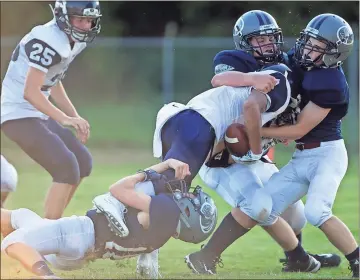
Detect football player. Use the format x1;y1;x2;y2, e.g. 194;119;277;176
187;10;340;274
1;158;218;279
152;63;321;274
1;155;18;207
0;1;102;219
257;14;359;278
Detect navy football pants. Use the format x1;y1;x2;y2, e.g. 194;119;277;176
160;109;215;190
1;118;92;185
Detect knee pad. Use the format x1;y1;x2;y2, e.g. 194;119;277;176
304;200;332;227
281;200;307;233
76;146;93;178
240;189;273;223
51;151;80;185
1;155;18;192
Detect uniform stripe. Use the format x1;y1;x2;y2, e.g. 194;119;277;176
255;12;265;25
314;15;328;29
261;13;272;25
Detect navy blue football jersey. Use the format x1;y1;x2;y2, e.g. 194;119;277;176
297;66;349;143
86;193;180;260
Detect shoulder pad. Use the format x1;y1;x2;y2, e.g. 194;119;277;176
215;50;258;64
29;20;71;58
303;68;348;108
303;68;347;92
214;50;259;74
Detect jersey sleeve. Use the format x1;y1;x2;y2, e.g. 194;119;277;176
213;50;253;74
303;68;348;108
24;38;62;73
263;71;290;113
147;194;180;249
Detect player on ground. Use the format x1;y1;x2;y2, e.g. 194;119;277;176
257;14;359;278
195;10;340;270
0;1;101;219
1;158;218;279
1;155;18;207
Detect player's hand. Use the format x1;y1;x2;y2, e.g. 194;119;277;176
61;116;90;144
167;159;191;179
250;72;279;94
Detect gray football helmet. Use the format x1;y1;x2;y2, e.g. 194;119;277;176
233;10;283;63
171;185;218;244
294;13;354;69
53;1;102;43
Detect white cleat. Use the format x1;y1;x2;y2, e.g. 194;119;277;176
136;250;161;279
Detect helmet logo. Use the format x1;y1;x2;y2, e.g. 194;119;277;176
305;27;319;35
337;26;354;45
233;18;244;36
199;202;216;233
83;8;100;17
259;23;277;30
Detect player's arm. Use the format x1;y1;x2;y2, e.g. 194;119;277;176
50;81;80;118
243;71;290;155
243;90;268;154
261;101;331;140
24;67;69;124
109;159;190;212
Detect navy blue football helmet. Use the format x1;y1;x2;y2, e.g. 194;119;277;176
53;1;102;43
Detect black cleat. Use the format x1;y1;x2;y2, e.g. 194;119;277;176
282;255;321;273
184;249;223;275
309;253;341;268
349;259;359;278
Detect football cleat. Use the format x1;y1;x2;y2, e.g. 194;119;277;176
282;255;321;273
185;248;223;275
348;259;359;278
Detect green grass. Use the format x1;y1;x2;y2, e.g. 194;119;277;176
1;147;358;279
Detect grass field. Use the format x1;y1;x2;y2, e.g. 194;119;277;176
1;144;358;279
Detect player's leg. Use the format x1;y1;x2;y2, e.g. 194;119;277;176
1;208;45;238
1;155;18;207
1;215;95;276
186;162;272;274
46;118;93;207
304;141;358;277
257;161;321;272
1;118;81;219
161;110;215;186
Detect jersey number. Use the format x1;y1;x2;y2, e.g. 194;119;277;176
29;43;56;66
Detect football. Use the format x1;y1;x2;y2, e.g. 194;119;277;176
224;123;250;157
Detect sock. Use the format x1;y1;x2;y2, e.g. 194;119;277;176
11;208;44;230
31;261;54;276
345;247;359;262
285;242;309;262
203;212;249;257
284;233;302;259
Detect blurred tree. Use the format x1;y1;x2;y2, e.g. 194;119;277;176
1;1;358;37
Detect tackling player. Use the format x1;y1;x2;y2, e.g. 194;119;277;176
258;14;359;278
1;158;218;279
0;1;101;219
189;9;340;273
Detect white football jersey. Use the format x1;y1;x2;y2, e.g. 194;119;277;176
1;19;87;124
153;70;290;158
187;83;286;142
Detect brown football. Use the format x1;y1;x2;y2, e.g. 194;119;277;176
224;123;250;157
